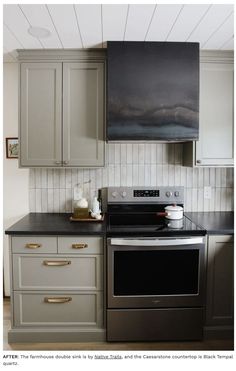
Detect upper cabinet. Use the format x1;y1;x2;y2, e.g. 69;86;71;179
19;50;105;168
183;51;234;167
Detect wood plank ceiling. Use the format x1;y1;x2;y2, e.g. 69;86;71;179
3;4;234;62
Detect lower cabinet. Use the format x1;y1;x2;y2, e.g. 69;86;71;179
205;235;234;339
9;235;105;343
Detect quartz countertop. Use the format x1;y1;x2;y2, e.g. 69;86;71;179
185;212;234;235
5;213;106;236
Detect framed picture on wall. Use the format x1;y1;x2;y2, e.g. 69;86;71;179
6;137;19;159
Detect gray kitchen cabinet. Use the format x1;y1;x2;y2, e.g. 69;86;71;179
8;235;105;342
205;235;234;338
18;50;105;168
183;51;234;167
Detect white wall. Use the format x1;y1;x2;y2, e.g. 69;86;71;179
3;63;29;296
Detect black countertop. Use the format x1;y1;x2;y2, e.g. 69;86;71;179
5;213;106;236
185;212;234;235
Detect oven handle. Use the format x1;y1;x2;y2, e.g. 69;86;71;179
110;237;204;246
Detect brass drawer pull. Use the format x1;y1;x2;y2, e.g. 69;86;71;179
44;297;72;304
72;243;88;249
43;260;71;266
25;243;42;249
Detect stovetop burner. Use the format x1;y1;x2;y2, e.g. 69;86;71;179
103;186;206;237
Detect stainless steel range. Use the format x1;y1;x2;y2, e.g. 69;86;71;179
104;186;206;342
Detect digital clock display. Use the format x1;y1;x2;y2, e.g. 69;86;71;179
134;190;160;197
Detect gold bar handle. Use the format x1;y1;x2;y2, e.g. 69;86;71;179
44;297;72;304
72;243;88;249
25;243;42;249
43;260;71;266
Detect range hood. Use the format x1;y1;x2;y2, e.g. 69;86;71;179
107;41;199;142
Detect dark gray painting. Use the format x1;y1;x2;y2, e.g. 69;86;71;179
107;41;199;141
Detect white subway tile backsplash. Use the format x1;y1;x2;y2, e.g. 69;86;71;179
29;143;233;212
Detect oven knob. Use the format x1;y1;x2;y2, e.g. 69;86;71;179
111;191;117;198
121;191;127;198
166;191;172;197
174;191;180;197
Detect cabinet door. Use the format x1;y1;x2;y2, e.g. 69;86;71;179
20;63;62;167
63;62;105;167
196;62;234;166
206;235;234;326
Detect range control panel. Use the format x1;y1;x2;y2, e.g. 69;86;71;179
107;187;184;204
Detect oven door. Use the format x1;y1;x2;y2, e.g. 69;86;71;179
107;237;206;309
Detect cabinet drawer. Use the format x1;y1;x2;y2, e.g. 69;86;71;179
13;254;103;291
12;236;57;254
58;236;103;254
13;291;103;328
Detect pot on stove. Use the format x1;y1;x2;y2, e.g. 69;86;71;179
157;204;184;220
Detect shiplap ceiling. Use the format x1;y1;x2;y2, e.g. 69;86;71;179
3;4;234;62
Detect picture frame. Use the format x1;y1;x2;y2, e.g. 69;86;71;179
6;137;19;159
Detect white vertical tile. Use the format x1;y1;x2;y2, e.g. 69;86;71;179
114;144;121;164
41;169;48;188
150;164;157;186
226;168;233;187
71;169;78;188
150;144;156;164
192;168;198;188
114;165;121;186
226;188;233;211
47;169;53;188
215;188;221;211
192;188;198;212
132;165;139;185
29;170;36;189
209;168;216;186
59;169;66;188
221;168;227;187
174;165;181;186
168;144;175;164
203;194;210;212
53;189;60;212
127;164;133;186
138;165;145;185
108;143;115;164
180;166;187;187
47;189;54;212
53;169;60;188
162;165;169;186
126;144;133;164
108;165;115;186
186;168;193;188
138;144;145;164
185;188;192;211
144;164;151;186
35;169;42;188
203;168;210;186
120;144;127;164
198;168;204;188
77;169;84;187
197;189;204;212
156;165;163;186
41;189;48;212
168;165;175;186
121;165;127;186
209;187;215;211
35;189;42;212
102;167;108;187
96;168;102;190
66;189;72;212
215;168;221;187
133;144;139;164
29;189;36;212
162;144;168;164
156;144;163;163
174;144;183;164
144;144;151;164
65;169;72;189
220;187;227;210
89;169;96;191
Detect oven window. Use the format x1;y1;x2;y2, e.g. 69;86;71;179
113;249;199;296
